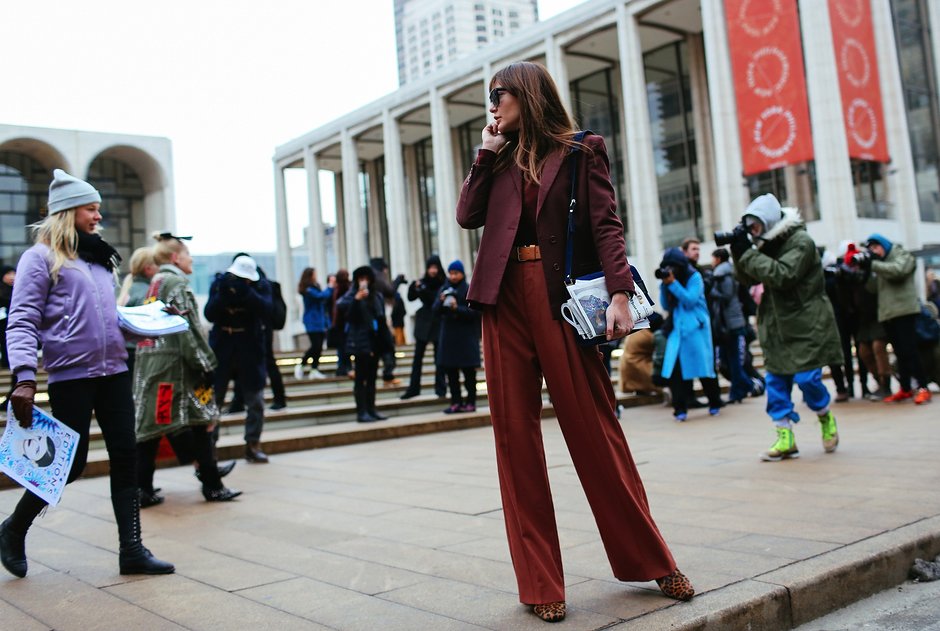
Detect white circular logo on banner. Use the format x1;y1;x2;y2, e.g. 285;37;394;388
833;0;864;28
754;106;798;159
841;38;871;88
739;0;782;38
747;47;791;97
847;98;878;149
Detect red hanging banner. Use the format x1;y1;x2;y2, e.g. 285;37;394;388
725;0;814;176
828;0;889;162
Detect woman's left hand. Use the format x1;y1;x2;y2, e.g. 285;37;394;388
606;293;634;341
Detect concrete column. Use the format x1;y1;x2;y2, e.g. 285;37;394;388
616;4;662;277
687;33;718;240
382;109;415;278
402;143;425;264
303;148;328;278
341;128;368;268
365;159;384;256
334;172;347;268
700;0;748;232
272;163;296;351
872;0;921;248
799;0;858;247
430;87;461;261
545;35;571;110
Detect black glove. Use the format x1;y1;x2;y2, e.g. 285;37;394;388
10;380;37;428
851;250;872;270
200;370;216;389
730;231;752;260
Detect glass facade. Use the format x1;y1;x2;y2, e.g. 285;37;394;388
891;0;940;222
86;157;144;262
456;115;487;259
852;160;890;219
570;67;629;241
644;41;702;248
414;137;439;255
0;152;48;266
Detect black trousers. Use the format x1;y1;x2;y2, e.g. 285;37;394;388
445;367;477;405
884;313;927;391
670;357;722;414
407;338;446;394
137;425;221;493
301;331;326;370
9;372;137;531
353;352;379;414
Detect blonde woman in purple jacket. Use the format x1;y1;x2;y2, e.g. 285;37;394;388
1;170;174;578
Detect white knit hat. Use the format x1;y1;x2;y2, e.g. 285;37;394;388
47;169;101;215
227;255;260;281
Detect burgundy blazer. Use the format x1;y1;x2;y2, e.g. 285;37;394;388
456;134;634;319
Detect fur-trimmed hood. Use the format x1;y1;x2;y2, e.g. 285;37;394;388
757;207;803;249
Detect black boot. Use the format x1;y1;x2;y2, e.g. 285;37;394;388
366;380;387;421
245;441;269;463
112;489;175;575
0;517;28;578
355;380;376;422
0;490;48;578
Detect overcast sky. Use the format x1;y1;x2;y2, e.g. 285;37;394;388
1;0;585;255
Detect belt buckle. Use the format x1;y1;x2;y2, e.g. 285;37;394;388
516;247;525;262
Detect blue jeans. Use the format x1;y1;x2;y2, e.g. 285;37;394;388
765;368;831;426
718;328;752;402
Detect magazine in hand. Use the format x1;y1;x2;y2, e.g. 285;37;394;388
1;404;79;506
117;300;189;337
560;266;655;344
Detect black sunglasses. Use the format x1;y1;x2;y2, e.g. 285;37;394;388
489;87;509;107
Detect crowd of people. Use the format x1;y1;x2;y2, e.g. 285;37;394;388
1;60;939;626
628;193;939;463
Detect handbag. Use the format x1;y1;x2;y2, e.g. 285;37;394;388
559;131;655;345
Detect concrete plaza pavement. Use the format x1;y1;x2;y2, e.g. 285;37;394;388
0;392;938;630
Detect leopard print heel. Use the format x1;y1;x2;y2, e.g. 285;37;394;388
656;569;695;601
532;601;566;622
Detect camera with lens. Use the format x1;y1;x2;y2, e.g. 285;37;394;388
440;287;457;298
654;266;673;280
714;223;748;247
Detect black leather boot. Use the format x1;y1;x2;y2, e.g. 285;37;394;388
112;489;175;575
366;380;388;421
0;517;28;578
245;441;269;463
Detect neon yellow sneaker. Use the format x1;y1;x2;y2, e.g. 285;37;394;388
760;427;799;462
819;411;839;453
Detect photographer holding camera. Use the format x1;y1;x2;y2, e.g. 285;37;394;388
855;234;932;405
401;255;447;400
433;260;480;414
726;194;843;461
656;247;724;421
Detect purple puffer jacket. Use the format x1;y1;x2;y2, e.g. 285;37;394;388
7;243;128;384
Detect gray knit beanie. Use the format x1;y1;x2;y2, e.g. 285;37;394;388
47;169;101;215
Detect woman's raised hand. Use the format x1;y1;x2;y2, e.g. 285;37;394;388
482;123;508;153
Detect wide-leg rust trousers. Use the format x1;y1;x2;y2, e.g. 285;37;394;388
482;259;676;605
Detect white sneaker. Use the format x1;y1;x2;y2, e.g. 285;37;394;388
293;364;305;380
310;369;327;380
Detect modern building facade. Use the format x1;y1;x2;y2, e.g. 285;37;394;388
395;0;539;84
0;124;176;268
274;0;940;348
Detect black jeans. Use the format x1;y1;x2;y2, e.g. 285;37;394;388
407;338;445;394
445;367;477;405
670;357;722;414
301;332;326;370
353;352;379;414
137;425;221;493
9;372;138;531
884;313;927;391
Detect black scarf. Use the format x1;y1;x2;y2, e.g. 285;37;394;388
76;232;122;272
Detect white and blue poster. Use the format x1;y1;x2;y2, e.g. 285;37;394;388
1;404;79;506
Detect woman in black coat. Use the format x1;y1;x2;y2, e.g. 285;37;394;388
401;255;446;399
337;266;393;422
433;261;480;413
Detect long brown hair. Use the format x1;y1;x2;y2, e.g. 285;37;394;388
298;267;319;294
489;61;583;183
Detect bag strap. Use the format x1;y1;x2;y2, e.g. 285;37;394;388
564;130;590;284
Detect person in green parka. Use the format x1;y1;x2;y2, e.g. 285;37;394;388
857;233;932;405
730;194;843;462
133;233;241;503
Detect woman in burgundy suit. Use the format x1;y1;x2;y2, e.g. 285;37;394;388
456;61;693;622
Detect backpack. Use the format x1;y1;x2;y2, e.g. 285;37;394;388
269;281;287;330
915;303;940;344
